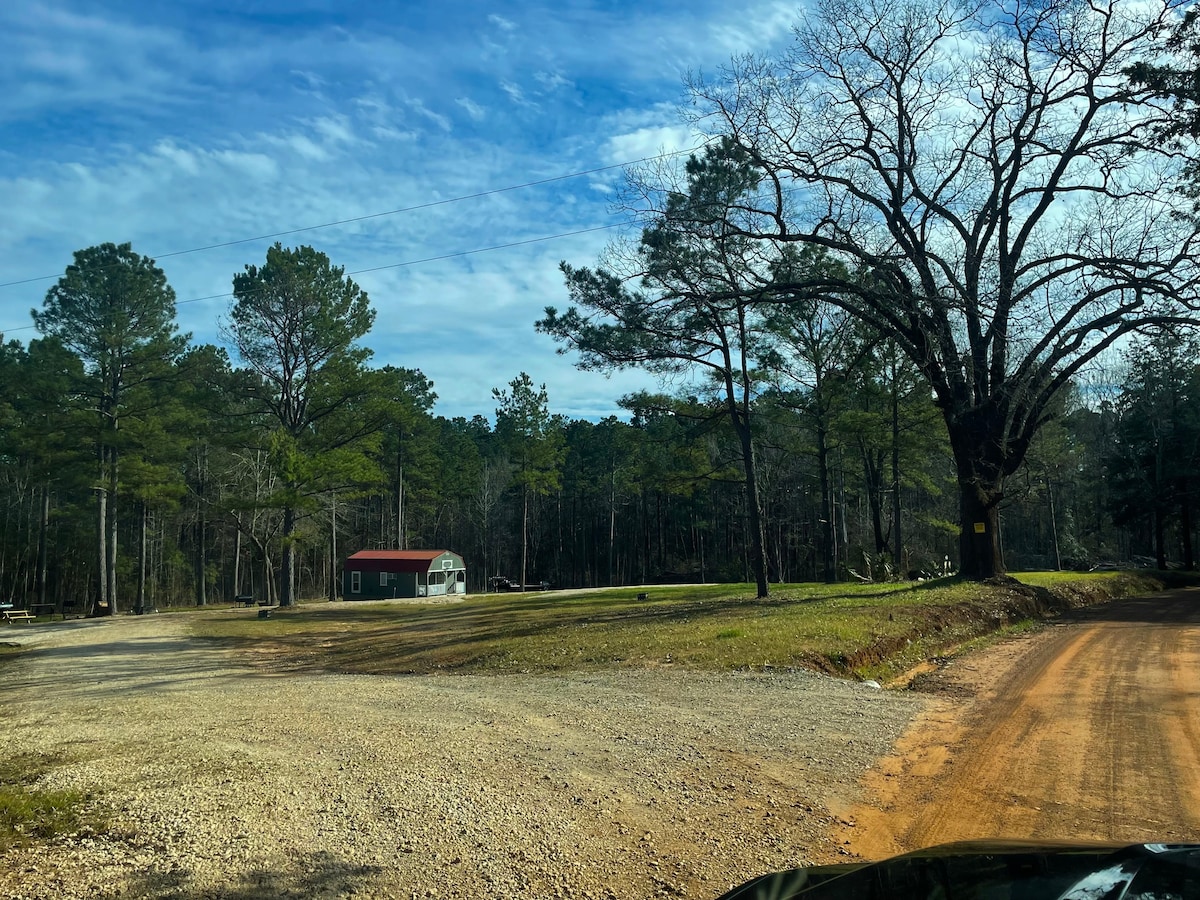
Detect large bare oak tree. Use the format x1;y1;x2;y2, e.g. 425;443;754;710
686;0;1200;577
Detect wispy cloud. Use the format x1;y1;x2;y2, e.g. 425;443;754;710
455;97;486;121
0;0;807;419
406;98;453;133
534;70;572;92
499;80;532;107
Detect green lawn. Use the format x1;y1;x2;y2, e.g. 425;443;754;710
188;571;1168;681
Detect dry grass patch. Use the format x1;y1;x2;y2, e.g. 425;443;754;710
0;753;107;851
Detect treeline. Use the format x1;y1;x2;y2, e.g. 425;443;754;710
0;238;1194;611
8;0;1200;608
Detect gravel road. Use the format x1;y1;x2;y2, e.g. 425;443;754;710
0;607;925;899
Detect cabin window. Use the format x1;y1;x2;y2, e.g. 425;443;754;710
380;572;388;587
442;559;454;569
351;571;361;593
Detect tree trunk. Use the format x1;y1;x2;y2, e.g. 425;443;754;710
194;514;207;606
106;453;118;615
1180;477;1195;571
1154;440;1167;570
1047;477;1062;571
135;501;148;614
862;445;887;555
329;495;338;601
1154;502;1167;571
194;448;208;607
608;467;616;587
520;484;529;590
232;527;242;598
957;482;1003;580
262;551;274;606
36;486;49;609
947;406;1009;580
890;366;904;572
817;422;835;583
280;505;296;606
733;416;769;598
94;470;107;617
396;455;405;550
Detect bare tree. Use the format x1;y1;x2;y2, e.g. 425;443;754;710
684;0;1200;577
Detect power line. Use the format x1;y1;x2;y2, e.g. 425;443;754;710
1;219;636;335
0;143;708;291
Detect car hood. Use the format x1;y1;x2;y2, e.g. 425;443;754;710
715;840;1200;900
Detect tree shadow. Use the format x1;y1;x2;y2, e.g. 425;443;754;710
1058;588;1200;627
94;849;385;899
200;584;943;676
5;637;259;697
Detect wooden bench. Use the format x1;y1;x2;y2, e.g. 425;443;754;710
2;609;35;624
30;603;55;618
233;595;255;608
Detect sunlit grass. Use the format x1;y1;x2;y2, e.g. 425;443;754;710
189;571;1151;681
0;754;106;849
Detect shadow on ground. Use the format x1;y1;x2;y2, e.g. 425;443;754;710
94;849;385;899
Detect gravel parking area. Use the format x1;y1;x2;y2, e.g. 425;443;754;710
0;611;925;899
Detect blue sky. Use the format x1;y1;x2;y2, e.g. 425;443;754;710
0;0;799;420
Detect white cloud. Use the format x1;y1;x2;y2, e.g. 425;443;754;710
534;70;572;92
0;0;806;420
282;134;330;162
154;141;201;176
705;1;799;55
604;125;699;167
499;80;531;107
406;98;452;133
455;97;486;121
310;115;358;145
212;150;280;183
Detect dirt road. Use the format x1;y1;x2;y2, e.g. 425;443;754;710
843;587;1200;859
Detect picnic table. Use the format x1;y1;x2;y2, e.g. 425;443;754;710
2;609;35;624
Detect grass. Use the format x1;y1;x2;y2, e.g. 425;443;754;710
189;571;1157;682
0;753;106;850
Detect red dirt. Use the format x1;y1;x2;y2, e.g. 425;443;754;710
836;587;1200;859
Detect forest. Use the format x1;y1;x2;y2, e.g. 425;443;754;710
0;246;1194;613
4;0;1200;612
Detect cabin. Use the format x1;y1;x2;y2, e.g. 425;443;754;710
342;550;467;600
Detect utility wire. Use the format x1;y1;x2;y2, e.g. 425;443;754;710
0;143;708;290
1;219;636;334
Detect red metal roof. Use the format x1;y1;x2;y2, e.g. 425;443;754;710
347;550;449;561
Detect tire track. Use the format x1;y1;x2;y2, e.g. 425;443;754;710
840;589;1200;859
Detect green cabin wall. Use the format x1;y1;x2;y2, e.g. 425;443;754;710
342;551;466;600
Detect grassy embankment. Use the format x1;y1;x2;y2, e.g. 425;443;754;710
187;570;1183;681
